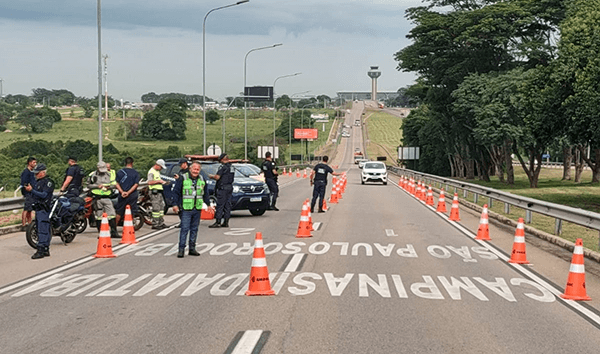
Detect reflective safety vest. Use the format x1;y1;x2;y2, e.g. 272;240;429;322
148;168;163;191
182;173;206;210
90;171;112;197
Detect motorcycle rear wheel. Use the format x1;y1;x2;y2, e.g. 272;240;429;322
25;222;39;249
72;213;87;233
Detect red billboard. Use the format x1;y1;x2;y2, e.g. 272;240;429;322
294;129;318;139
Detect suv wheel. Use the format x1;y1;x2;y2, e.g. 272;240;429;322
250;208;266;216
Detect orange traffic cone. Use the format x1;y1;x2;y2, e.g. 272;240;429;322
296;202;313;238
403;177;408;191
200;203;215;220
508;218;529;264
448;193;460;221
120;205;137;244
475;204;491;241
415;182;421;199
419;183;427;202
329;184;339;204
561;238;591;301
425;186;435;206
245;232;275;296
283;167;286;175
296;169;300;178
336;184;342;200
303;169;308;179
94;213;117;258
332;176;338;186
436;189;447;213
322;198;328;212
288;169;292;176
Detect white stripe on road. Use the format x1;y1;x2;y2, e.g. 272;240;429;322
385;229;398;237
231;330;263;354
284;253;305;273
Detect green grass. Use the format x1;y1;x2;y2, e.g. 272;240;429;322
364;110;402;164
1;109;335;162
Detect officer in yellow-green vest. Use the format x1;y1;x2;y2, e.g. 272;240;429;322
148;159;168;229
87;161;119;237
172;161;213;258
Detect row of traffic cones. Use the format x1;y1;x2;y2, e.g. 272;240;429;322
94;205;138;258
399;175;592;301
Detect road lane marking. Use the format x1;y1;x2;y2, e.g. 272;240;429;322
225;330;270;354
224;228;255;236
392;179;600;328
385;229;398;237
312;222;322;231
283;254;307;273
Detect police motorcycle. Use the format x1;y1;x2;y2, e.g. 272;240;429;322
85;193;146;231
26;193;87;249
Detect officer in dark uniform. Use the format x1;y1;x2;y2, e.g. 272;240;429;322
25;163;55;260
262;151;279;211
208;153;235;228
59;156;85;199
309;155;341;213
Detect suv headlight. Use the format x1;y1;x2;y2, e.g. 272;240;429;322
233;185;241;193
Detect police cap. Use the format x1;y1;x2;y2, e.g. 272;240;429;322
33;163;47;174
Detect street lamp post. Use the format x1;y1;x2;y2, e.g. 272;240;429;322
243;43;282;160
300;102;318;163
97;0;103;162
203;0;249;155
272;72;301;157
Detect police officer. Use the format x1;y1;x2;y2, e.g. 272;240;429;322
20;156;37;230
309;155;341;213
172;161;213;258
208;153;235;228
88;161;119;237
262;151;279;211
59;156;85;199
148;159;168;229
25;163;55;259
115;157;140;226
174;158;189;179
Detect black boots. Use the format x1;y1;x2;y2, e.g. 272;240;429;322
209;219;221;228
109;219;119;238
221;219;229;228
177;249;185;258
188;248;200;256
32;246;50;260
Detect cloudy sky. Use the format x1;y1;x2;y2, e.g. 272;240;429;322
0;0;421;102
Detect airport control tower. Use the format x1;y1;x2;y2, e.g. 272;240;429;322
367;66;381;102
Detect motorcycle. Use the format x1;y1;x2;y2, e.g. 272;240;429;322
85;195;147;231
26;194;87;249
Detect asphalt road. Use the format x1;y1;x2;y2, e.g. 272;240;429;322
1;102;600;353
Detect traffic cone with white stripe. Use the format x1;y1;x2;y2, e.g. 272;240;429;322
94;213;117;258
329;183;339;204
415;182;421;199
120;205;138;244
475;204;491;241
448;193;461;221
436;189;447;213
303;169;308;179
561;238;591;300
296;169;300;178
200;202;215;220
283;167;286;175
336;183;343;200
508;218;529;264
419;182;428;202
425;186;435;206
296;202;313;238
322;198;328;212
245;232;275;296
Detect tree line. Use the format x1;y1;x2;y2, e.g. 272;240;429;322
395;0;600;187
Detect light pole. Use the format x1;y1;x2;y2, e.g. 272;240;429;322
97;0;103;161
300;102;318;163
243;43;282;160
203;0;249;155
272;72;301;157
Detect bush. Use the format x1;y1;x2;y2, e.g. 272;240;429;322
15;107;61;133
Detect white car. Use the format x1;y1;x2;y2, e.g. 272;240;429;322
361;161;388;185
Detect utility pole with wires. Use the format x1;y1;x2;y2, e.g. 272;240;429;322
103;54;109;120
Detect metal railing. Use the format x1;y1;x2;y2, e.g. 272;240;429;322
389;167;600;247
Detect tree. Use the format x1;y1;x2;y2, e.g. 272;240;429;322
15;107;58;133
557;0;600;183
206;109;220;124
316;95;331;107
275;95;292;110
139;98;188;140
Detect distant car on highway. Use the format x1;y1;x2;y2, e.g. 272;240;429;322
361;161;388;185
357;159;369;168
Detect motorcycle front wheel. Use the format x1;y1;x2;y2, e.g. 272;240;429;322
72;213;87;233
25;222;38;249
